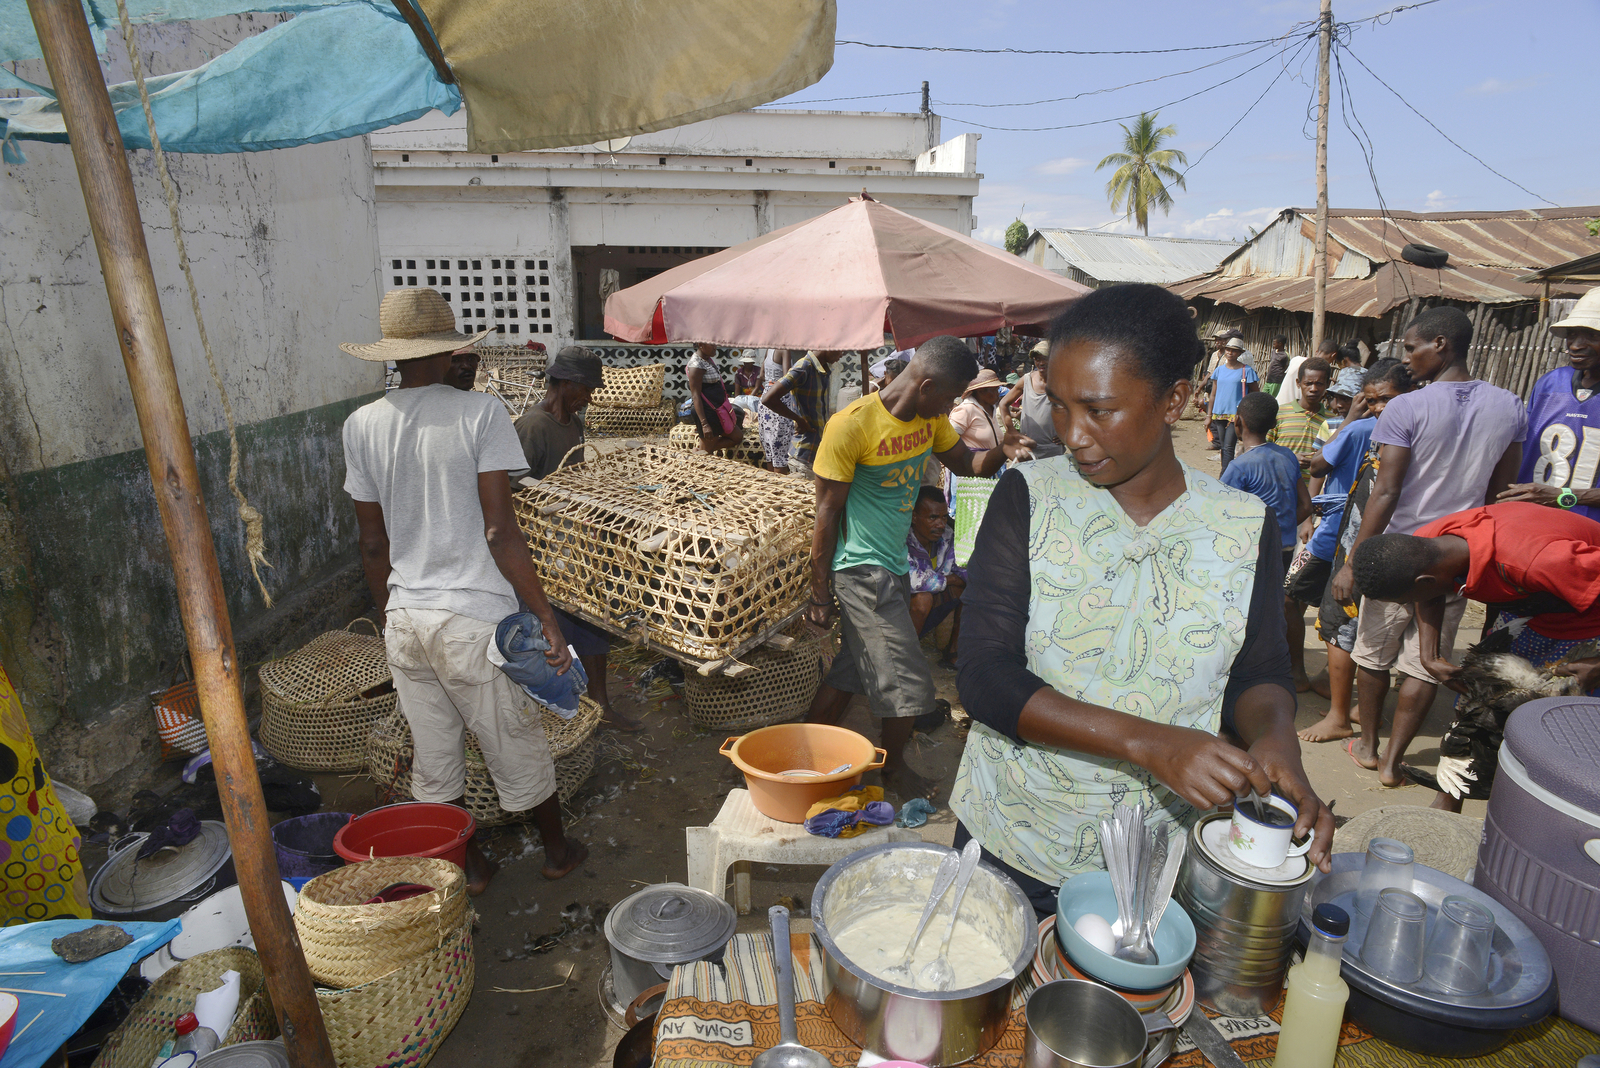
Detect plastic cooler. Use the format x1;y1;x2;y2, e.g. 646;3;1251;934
1475;696;1600;1031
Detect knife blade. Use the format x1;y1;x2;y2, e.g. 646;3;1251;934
1180;1009;1250;1068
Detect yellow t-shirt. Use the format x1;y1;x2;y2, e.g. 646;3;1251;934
813;394;960;574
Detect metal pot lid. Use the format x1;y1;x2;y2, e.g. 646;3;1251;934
181;1041;290;1068
90;821;232;913
1192;812;1312;888
604;882;735;964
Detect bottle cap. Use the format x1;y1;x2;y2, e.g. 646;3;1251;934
1313;903;1350;937
175;1012;200;1035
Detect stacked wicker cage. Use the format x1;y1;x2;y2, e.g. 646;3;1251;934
584;400;677;438
589;363;665;408
294;857;473;1068
512;445;816;666
366;696;604;822
666;419;765;467
258;620;396;772
682;622;834;730
477;344;546;383
92;947;280;1067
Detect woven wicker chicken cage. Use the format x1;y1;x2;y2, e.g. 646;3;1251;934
478;344;546;377
258;620;396;772
589;363;666;408
667;419;765;467
683;623;832;730
585;401;677;438
366;697;603;822
512;444;815;669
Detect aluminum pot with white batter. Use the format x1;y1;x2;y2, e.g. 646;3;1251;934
812;842;1038;1067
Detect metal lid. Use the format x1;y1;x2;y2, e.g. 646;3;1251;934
184;1041;290;1068
1504;697;1600;817
603;882;735;964
90;821;232;913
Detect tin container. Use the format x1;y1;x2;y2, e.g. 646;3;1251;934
1175;811;1313;1017
603;882;736;1007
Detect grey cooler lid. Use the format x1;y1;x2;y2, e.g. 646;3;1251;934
90;821;232;914
604;882;736;964
1504;697;1600;817
184;1040;289;1067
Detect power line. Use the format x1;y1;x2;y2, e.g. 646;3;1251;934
1178;36;1318;180
1338;42;1558;207
756;90;919;107
1332;45;1417;298
834;34;1293;56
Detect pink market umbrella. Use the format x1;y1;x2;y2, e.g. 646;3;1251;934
603;195;1091;350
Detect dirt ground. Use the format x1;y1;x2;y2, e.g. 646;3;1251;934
79;412;1480;1068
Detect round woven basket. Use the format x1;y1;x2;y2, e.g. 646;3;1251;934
667;419;764;466
295;856;467;988
91;947;277;1068
589;363;666;408
366;696;604;823
259;619;396;772
317;913;473;1068
1331;804;1484;882
683;625;829;730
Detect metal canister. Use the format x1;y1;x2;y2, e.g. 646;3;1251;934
1175;811;1313;1017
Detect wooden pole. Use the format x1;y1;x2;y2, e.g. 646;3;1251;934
23;2;336;1065
1311;0;1333;349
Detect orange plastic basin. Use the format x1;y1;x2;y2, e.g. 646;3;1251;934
719;723;887;823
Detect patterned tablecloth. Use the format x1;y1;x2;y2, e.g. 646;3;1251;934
652;933;1600;1068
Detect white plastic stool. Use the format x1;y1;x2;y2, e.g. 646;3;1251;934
685;788;923;914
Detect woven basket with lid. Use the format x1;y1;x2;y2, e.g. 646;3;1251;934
667;420;765;467
258;619;395;772
295;856;468;988
683;623;832;730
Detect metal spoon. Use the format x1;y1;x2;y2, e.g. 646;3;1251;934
920;838;982;990
1111;804;1156;965
1132;824;1168;963
752;906;830;1068
879;848;961;985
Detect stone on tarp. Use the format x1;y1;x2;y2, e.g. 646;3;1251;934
52;923;133;962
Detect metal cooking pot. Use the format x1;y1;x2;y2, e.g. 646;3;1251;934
812;842;1038;1068
1023;979;1176;1068
604;883;735;1008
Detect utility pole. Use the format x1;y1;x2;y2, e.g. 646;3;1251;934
921;80;936;152
1311;0;1333;350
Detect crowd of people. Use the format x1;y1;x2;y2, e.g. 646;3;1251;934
339;278;1600;908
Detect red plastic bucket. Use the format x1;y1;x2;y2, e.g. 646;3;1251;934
332;802;475;868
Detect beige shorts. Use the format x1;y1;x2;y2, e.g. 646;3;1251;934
1349;593;1467;682
383;607;556;811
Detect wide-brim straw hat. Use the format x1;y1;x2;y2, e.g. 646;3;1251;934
964;368;1004;394
1030;340;1051;358
1552;288;1600;333
340;288;490;362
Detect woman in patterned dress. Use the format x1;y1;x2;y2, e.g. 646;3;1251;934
950;284;1334;917
757;349;794;473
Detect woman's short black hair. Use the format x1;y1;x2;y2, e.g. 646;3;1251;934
1366;357;1414;392
1045;283;1204;393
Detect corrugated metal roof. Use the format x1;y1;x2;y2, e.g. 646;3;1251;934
1174;206;1598;317
1032;228;1238;285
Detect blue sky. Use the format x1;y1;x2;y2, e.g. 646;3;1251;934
766;0;1595;246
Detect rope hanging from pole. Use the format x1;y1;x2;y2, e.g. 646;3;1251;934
111;0;275;607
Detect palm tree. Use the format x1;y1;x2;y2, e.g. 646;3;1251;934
1096;112;1188;235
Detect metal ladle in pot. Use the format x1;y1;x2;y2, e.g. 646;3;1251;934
752;905;830;1068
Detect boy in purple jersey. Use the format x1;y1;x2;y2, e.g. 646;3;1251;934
1500;289;1600;523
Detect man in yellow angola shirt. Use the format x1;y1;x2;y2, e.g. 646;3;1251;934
805;336;1034;799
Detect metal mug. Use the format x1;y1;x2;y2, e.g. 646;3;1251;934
1023;979;1175;1068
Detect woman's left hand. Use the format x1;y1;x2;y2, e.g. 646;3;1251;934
1247;734;1336;872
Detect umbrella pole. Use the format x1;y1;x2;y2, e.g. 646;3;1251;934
24;2;336;1065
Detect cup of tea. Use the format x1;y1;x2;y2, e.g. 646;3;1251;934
1226;794;1309;869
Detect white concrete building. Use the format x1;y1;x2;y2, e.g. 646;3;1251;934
370;108;981;347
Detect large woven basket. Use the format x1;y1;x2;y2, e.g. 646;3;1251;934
259;620;395;772
667;419;765;467
318;913;473;1068
295;856;468;989
585;401;677;439
513;445;816;664
589;363;665;408
91;947;278;1068
366;696;604;823
683;624;830;730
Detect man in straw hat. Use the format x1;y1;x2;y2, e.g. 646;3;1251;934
341;289;586;891
1499;288;1600;523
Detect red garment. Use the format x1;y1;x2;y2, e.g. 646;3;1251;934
1417;502;1600;639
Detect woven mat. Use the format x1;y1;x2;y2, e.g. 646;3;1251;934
653;934;1600;1068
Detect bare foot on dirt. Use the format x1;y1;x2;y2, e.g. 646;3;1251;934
1346;737;1380;771
542;839;589;880
600;706;645;733
465;847;500;897
1298;714;1354;743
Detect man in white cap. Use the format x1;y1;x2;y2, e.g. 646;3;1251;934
1499;289;1600;522
341;288;586;892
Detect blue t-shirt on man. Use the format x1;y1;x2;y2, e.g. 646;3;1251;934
1220;442;1301;550
1306;416;1377;561
1208;364;1259;417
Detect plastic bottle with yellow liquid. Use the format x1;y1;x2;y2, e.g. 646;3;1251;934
1272;903;1351;1068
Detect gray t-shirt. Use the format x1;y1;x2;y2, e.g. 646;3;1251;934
343;384;528;622
1370;378;1527;535
513;405;585;480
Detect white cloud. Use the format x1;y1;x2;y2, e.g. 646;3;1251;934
1424;189;1454;211
1035;157;1090;176
1168;206;1276;242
